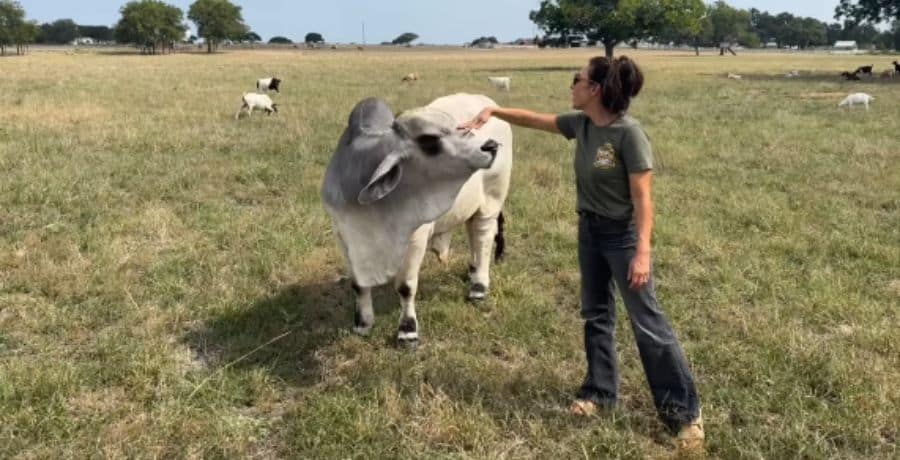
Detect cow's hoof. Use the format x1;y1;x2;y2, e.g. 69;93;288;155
397;337;419;350
467;283;488;302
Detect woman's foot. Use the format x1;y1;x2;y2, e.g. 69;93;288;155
568;399;600;417
674;412;704;452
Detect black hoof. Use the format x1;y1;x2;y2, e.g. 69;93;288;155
467;283;488;302
397;337;419;350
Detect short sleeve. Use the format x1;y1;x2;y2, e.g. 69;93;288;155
621;125;653;172
556;112;584;140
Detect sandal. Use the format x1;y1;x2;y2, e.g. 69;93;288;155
568;399;600;417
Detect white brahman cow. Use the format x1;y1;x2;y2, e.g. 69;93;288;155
321;93;513;347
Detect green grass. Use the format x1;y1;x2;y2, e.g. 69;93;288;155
1;48;898;458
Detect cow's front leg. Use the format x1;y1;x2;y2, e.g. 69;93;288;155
352;282;374;336
395;225;431;348
466;213;499;302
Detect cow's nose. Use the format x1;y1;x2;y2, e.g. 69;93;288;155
480;139;500;157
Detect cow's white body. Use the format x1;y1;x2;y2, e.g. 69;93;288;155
322;93;512;345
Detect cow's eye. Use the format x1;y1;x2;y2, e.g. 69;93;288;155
416;135;442;156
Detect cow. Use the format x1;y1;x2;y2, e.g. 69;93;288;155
321;93;513;348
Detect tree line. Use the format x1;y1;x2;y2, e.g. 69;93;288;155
4;0;899;57
530;0;900;57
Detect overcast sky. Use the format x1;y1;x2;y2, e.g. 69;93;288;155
19;1;844;44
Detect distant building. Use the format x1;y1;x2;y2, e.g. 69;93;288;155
832;40;858;54
764;41;778;48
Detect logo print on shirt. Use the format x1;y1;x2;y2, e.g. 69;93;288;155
593;143;618;169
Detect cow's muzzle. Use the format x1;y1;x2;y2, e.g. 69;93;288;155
480;139;500;158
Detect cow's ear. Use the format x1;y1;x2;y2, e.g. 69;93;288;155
358;153;404;205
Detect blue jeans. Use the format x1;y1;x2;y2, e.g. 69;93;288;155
576;211;700;432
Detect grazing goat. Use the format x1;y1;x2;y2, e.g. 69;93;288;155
235;93;278;119
256;77;281;93
726;73;742;80
837;92;874;110
487;76;511;91
893;61;900;74
855;65;873;77
841;71;861;81
785;70;800;78
879;69;894;79
401;72;420;82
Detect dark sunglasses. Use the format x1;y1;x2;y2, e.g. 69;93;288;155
572;73;598;86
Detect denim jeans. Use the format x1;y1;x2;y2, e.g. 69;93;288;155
576;211;700;432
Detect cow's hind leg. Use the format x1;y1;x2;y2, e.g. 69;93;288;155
466;212;499;302
395;225;430;349
352;282;374;336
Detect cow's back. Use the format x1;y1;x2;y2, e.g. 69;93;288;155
427;93;513;232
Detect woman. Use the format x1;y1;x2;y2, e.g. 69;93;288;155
459;56;703;450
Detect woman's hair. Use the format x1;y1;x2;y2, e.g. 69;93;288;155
587;55;644;114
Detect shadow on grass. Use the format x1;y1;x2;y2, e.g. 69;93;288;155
185;279;358;387
477;66;578;73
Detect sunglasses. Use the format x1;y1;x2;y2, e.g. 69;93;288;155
572;73;598;87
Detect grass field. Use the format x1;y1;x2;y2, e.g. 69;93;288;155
1;47;898;459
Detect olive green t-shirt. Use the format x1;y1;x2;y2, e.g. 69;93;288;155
556;112;653;220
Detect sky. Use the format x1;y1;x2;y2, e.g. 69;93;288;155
18;1;844;45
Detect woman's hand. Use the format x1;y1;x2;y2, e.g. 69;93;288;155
458;107;495;133
628;250;651;290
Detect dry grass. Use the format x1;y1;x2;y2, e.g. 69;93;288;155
1;47;899;459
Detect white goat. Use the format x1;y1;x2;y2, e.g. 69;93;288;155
401;72;420;82
235;93;278;119
487;76;511;91
727;73;742;80
837;92;874;110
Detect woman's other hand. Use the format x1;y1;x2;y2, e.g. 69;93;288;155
628;250;651;290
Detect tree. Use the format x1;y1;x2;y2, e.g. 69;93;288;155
78;25;114;42
40;18;77;44
530;0;707;58
391;32;418;45
529;0;572;45
705;1;754;54
0;0;37;55
187;0;248;53
268;36;292;44
835;0;900;24
470;36;498;47
114;0;186;55
304;32;324;43
244;31;261;42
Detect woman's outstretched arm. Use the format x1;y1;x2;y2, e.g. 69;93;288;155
459;107;560;134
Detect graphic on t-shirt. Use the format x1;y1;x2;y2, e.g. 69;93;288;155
593;143;618;169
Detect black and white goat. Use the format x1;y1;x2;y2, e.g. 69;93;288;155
256;77;282;93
